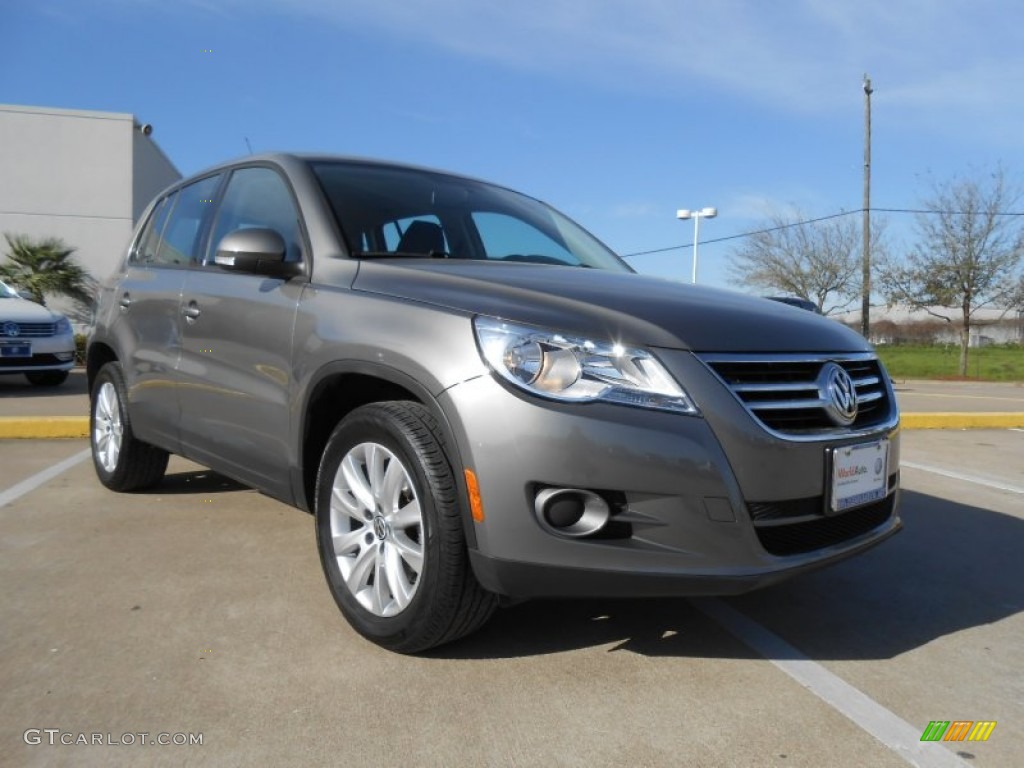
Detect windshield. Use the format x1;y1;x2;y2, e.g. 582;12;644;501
0;281;19;299
311;161;632;272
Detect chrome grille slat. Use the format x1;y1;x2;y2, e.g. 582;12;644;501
733;381;818;393
853;375;880;387
1;322;56;338
749;398;829;411
698;352;896;438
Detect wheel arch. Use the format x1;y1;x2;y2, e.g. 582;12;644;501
295;361;479;549
86;341;119;392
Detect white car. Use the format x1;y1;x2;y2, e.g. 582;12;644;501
0;280;75;386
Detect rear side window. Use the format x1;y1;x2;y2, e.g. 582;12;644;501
206;167;304;264
133;175;221;266
133;194;175;264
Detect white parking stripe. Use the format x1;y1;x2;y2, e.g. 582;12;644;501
0;448;91;509
901;460;1024;495
693;598;971;768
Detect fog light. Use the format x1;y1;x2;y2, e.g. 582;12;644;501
55;352;74;361
534;488;611;538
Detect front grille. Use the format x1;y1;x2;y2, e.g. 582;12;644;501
0;354;63;368
700;353;894;436
1;322;56;338
749;473;899;523
754;494;896;556
748;496;822;522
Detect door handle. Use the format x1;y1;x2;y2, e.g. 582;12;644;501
182;301;201;321
119;293;131;312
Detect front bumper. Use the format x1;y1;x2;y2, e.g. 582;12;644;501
0;334;76;375
441;349;901;599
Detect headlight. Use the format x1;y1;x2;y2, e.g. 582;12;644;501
55;317;72;335
474;317;698;415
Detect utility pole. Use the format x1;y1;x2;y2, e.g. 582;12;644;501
861;74;873;338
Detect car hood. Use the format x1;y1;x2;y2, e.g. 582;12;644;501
0;297;61;324
351;260;871;353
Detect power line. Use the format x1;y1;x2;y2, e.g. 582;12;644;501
873;207;1024;216
621;207;1024;259
622;210;859;257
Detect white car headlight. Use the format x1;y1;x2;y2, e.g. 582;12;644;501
474;317;698;415
55;316;72;335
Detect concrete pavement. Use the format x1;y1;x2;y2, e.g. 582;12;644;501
3;431;1021;766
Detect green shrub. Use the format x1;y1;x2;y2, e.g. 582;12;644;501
74;333;87;366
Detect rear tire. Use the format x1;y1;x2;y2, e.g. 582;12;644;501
26;370;69;386
315;401;497;653
90;362;169;491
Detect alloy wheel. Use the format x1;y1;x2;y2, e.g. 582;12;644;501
93;381;124;474
329;442;424;617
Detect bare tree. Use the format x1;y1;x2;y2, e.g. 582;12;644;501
878;168;1024;376
728;212;876;315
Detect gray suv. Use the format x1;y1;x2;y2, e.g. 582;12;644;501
88;154;901;652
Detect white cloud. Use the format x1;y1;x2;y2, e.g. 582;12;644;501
610;201;662;219
110;0;1022;140
724;193;798;221
222;0;1021;122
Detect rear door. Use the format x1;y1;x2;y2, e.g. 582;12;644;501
176;165;306;499
115;175;221;450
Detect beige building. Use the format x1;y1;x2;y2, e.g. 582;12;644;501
0;103;181;320
836;305;1024;346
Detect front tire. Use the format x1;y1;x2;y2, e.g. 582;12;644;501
90;362;169;491
315;401;497;653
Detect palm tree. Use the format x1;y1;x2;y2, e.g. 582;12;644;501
0;233;91;306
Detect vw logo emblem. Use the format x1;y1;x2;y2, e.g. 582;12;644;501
2;322;19;338
373;516;388;540
818;362;858;426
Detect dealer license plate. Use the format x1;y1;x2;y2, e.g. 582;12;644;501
831;439;889;512
0;341;31;358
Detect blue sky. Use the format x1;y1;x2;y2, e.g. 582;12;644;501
5;0;1023;292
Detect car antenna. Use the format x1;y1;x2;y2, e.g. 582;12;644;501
244;137;253;155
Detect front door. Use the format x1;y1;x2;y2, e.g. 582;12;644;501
176;166;307;500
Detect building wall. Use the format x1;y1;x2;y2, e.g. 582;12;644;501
836;305;1023;346
0;104;180;317
132;129;180;222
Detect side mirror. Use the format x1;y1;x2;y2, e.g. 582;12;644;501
214;228;296;275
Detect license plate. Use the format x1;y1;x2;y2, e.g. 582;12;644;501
0;342;31;358
831;439;889;512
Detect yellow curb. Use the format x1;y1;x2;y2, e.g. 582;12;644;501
0;417;89;439
1;413;1022;439
901;412;1024;430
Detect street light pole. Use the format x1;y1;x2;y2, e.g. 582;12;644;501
676;207;717;284
862;74;873;338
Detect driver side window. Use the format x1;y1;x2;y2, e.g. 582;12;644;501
206;167;304;264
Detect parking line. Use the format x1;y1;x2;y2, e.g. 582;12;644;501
897;392;1024;403
0;448;91;509
901;461;1024;495
693;598;970;768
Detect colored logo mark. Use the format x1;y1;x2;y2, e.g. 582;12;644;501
920;720;996;742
